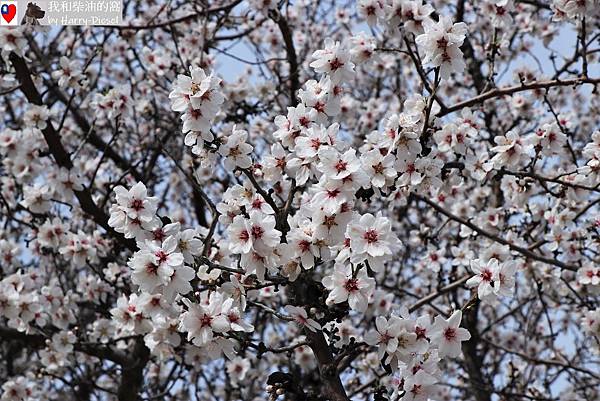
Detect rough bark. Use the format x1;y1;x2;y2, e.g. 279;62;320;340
304;329;350;401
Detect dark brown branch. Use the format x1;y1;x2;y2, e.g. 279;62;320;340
438;77;600;117
414;194;578;272
501;170;600;193
9;52;136;252
0;325;128;365
106;1;242;30
408;275;471;313
270;9;300;105
304;329;350;401
482;337;600;380
0;325;148;401
461;301;492;401
401;39;448;112
242;169;280;213
117;339;150;401
27;40;144;182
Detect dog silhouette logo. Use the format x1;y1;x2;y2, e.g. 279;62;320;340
21;2;45;25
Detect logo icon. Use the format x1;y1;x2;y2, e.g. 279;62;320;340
1;1;18;26
22;2;45;25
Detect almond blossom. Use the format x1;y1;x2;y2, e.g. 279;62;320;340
415;16;468;79
429;310;471;358
218;126;254;170
179;294;232;346
322;264;375;312
347;212;402;272
310;38;355;84
285;305;322;332
1;2;598;401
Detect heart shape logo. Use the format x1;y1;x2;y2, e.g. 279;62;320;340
1;3;17;23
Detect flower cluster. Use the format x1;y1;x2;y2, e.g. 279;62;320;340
106;181;257;359
582;308;600;353
415;16;468;79
169;66;225;150
90;87;132;119
108;182;160;239
1;1;599;400
365;309;471;400
552;0;597;20
467;258;518;303
51;56;87;89
227;211;281;280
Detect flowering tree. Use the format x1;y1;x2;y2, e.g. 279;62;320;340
1;0;600;400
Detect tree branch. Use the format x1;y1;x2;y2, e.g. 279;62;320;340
414;194;578;272
9;52;136;252
438;77;600;117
